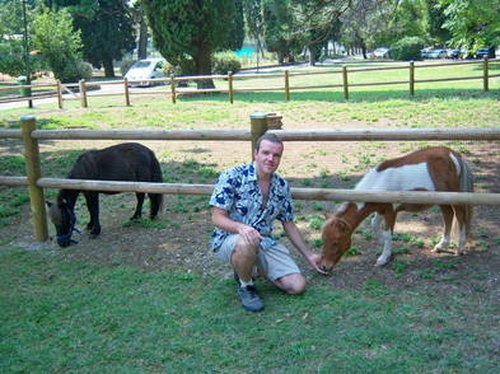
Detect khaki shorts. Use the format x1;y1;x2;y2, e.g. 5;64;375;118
216;234;301;281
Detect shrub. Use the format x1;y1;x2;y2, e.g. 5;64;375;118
59;59;93;83
212;51;241;75
391;37;426;61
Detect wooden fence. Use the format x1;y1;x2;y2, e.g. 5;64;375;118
1;58;498;108
1;113;500;242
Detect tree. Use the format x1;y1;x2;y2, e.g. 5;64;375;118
142;0;243;88
262;0;301;64
42;0;136;77
438;0;500;53
71;0;136;77
31;6;84;82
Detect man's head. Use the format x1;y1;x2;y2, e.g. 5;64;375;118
254;133;284;177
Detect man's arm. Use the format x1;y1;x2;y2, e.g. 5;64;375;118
282;220;327;274
211;207;262;247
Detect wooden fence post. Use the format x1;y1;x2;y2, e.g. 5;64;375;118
56;80;63;109
21;116;48;242
79;79;88;108
284;70;290;101
170;74;176;104
250;112;270;159
483;57;489;92
342;66;349;100
228;71;234;104
124;78;131;106
409;61;415;96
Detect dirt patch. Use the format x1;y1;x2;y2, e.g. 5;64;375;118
1;127;499;298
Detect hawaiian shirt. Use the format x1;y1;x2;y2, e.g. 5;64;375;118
209;162;294;251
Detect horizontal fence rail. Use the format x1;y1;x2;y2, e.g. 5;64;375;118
37;178;500;206
1;58;498;108
0;114;499;242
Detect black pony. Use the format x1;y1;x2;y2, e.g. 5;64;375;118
47;143;163;247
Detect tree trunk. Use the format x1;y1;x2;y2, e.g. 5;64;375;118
194;45;215;89
103;57;115;78
137;15;148;60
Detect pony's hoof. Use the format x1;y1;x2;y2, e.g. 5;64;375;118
375;258;389;267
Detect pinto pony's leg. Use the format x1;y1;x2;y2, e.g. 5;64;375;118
84;192;101;236
131;192;145;220
375;210;396;266
451;205;468;256
433;205;453;253
370;213;384;245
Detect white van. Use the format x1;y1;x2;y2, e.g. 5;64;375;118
124;58;166;86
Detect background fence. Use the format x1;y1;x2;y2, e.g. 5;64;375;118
1;58;498;108
1;113;500;242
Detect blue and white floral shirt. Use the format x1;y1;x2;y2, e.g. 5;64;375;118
209;162;294;251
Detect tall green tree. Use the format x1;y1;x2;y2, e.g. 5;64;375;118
142;0;243;88
438;0;500;52
71;0;135;77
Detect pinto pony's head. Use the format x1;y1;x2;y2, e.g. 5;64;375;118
46;198;77;247
320;215;353;272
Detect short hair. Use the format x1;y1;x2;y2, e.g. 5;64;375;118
255;132;283;151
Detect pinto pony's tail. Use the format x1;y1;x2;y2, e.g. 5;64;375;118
148;155;164;219
451;156;474;243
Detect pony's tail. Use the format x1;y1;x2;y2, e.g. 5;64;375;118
451;157;474;243
149;155;164;219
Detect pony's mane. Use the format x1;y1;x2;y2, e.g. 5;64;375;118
323;202;354;230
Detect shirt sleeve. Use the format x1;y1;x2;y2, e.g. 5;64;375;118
209;169;235;211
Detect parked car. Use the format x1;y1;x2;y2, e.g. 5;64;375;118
371;47;391;58
446;48;461;59
420;47;434;59
427;48;447;59
475;47;496;59
124;58;166;87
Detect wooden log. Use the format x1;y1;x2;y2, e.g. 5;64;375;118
56;80;63;109
409;61;415;96
32;128;251;140
21;116;48;241
483;57;489;91
124;78;131;106
249;112;270;158
0;129;23;139
269;128;500;141
342;66;349;100
35;178;500;205
228;71;234;104
0;176;28;186
79;79;88;108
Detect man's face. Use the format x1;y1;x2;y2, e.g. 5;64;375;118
254;139;283;176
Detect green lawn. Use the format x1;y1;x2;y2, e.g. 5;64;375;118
1;247;498;373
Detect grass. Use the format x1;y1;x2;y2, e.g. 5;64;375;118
1;247;498;373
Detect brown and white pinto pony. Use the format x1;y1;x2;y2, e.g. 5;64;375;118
320;146;474;271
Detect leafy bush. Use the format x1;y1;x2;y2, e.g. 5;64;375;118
391;37;426;61
59;59;93;83
212;51;241;75
0;54;25;77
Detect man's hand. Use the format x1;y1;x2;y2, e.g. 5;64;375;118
238;224;262;247
306;253;328;275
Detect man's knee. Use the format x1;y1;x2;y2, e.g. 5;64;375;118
276;273;306;295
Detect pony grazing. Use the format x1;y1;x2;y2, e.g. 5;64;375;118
47;143;163;247
320;146;473;271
